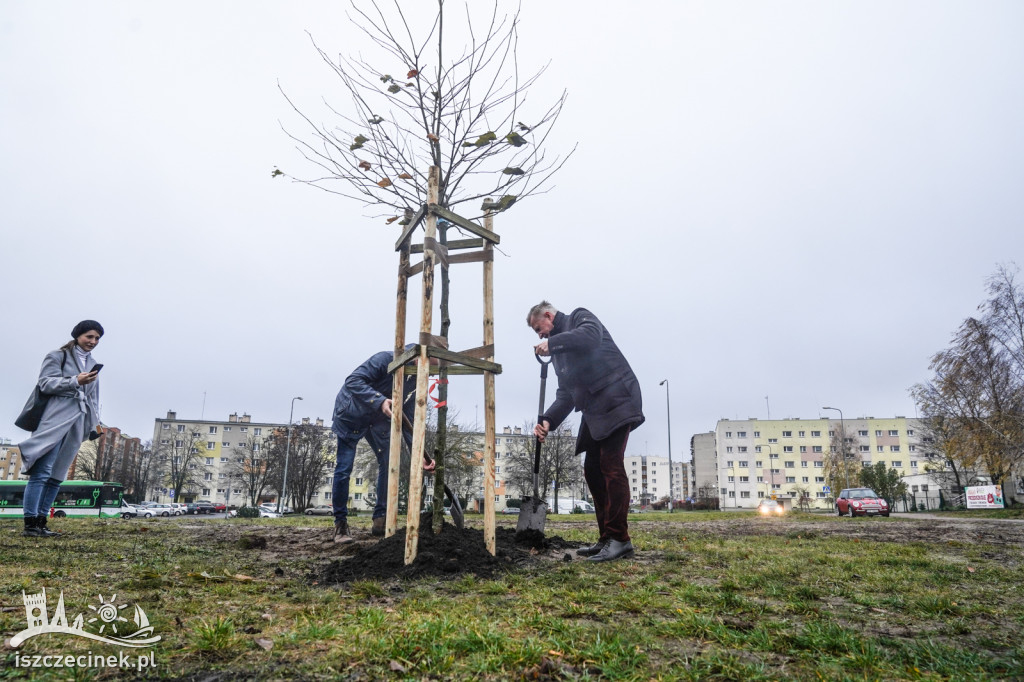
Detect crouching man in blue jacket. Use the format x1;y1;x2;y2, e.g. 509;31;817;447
331;347;434;543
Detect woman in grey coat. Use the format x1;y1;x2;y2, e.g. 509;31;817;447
19;320;104;537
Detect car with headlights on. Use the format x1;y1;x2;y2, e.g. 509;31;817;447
836;488;890;517
757;499;784;516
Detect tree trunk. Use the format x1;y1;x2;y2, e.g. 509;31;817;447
433;221;450;534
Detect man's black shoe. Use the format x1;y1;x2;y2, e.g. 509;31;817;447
575;538;609;557
586;539;634;562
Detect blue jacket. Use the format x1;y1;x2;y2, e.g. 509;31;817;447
541;308;644;446
332;350;417;437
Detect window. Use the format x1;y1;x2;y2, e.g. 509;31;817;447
202;489;210;496
253;444;259;451
817;492;827;498
908;445;916;452
756;476;764;482
768;438;777;443
753;431;760;437
783;446;793;453
224;427;231;432
802;476;809;483
738;446;748;453
814;461;823;468
892;461;902;468
907;429;915;436
727;476;735;482
798;430;805;437
801;461;808;468
205;458;213;465
725;431;732;438
738;461;748;467
253;428;262;436
209;426;218;434
726;460;733;468
813;446;822;453
728;491;735;498
815;476;825;483
782;431;792;437
220;457;228;463
354;493;362;500
858;430;868;437
726;446;734;453
162;424;170;430
800;446;807;453
206;442;215;450
740;491;750;498
739;476;749;482
921;485;929;492
770;468;780;475
755;461;763;468
769;453;779;459
737;431;746;438
240;427;248;433
785;461;795;468
862;461;871;468
177;425;185;433
496;466;501;473
877;446;884;453
175;440;183;448
160;439;169;445
785;476;795;483
860;445;870;452
355;478;363;485
889;430;899;437
890;445;900;452
875;430;883;437
222;442;230;448
811;430;821;437
910;460;917;468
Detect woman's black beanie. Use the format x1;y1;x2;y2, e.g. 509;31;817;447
71;320;104;338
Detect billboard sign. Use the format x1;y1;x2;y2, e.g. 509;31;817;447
965;485;1004;509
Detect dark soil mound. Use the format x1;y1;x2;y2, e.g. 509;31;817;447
318;522;575;583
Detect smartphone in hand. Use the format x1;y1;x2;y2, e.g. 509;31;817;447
90;364;104;374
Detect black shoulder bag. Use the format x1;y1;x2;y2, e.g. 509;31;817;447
14;350;68;432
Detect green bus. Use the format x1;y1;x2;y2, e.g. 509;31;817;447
0;480;125;519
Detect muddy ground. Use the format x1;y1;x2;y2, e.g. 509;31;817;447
180;515;1024;583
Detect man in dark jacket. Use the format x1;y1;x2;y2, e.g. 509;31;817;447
529;301;644;562
331;347;433;543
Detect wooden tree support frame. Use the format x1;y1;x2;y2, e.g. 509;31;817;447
386;167;502;565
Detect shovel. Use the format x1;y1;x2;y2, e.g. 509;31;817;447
517;354;552;533
401;412;465;529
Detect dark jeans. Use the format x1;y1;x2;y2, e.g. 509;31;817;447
332;419;393;523
581;422;632;542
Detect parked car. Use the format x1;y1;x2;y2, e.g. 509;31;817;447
304;504;334;516
501;506;520;515
211;502;227;512
187;502;217;515
259;509;282;518
120;503;140;519
169;503;187;515
836;488;890;517
757;499;784;516
146;503;176;517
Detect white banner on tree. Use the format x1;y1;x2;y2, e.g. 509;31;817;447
965;485;1004;509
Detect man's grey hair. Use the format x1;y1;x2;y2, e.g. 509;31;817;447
526;300;558;325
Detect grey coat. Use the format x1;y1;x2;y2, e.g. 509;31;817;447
18;349;100;477
541;308;644;449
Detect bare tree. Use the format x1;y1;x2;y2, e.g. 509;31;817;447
911;264;1024;505
229;436;277;508
279;0;573;526
503;419;579;510
262;424;335;512
156;428;207;502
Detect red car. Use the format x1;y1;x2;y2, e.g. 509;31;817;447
836;488;890;517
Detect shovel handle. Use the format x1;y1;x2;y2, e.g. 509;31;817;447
400;412;434;464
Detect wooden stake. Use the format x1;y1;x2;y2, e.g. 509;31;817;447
386;209;413;538
482;199;497;556
405;167;440;565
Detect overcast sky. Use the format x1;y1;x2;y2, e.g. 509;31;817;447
2;1;1022;462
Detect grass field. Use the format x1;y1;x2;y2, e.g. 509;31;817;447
2;512;1023;680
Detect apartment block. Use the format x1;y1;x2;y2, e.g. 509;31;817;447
714;416;926;509
1;440;24;480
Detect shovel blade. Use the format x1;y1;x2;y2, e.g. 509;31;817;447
515;496;548;533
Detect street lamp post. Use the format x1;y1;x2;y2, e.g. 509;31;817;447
278;396;303;514
659;379;674;512
822;406;849;489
